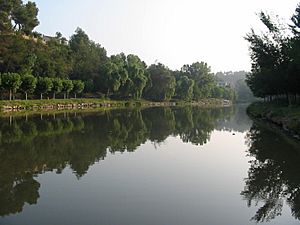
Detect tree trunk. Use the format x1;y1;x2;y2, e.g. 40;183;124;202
64;93;66;99
9;90;12;101
288;93;292;106
40;93;43;100
53;92;56;99
25;92;28;101
75;93;77;99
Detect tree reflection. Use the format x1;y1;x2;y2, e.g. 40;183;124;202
0;107;234;216
242;122;300;222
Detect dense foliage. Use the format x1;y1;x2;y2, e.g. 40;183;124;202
0;0;234;101
246;5;300;104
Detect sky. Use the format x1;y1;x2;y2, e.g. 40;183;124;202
31;0;300;72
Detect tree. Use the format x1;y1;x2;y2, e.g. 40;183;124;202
35;77;52;99
287;4;300;101
20;74;37;100
62;79;73;99
12;1;39;35
1;72;22;100
119;54;147;99
83;79;94;93
51;78;63;99
72;80;84;98
144;63;176;101
69;28;107;86
245;12;290;102
0;0;39;35
181;62;214;100
100;53;128;97
175;75;194;101
102;61;121;96
0;34;35;74
0;0;14;33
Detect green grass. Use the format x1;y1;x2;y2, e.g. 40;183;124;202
247;102;300;136
247;102;300;119
0;98;232;117
0;98;140;109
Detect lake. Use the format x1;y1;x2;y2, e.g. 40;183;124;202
0;105;300;225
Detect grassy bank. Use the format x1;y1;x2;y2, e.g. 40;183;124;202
0;98;231;113
0;98;140;110
247;102;300;138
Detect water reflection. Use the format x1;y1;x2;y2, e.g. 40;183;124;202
216;103;252;132
242;122;300;223
0;106;239;217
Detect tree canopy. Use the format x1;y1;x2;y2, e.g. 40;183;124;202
245;5;300;104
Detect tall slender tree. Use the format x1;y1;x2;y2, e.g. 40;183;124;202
20;74;37;100
1;72;22;100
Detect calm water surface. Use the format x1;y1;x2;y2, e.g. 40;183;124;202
0;105;300;225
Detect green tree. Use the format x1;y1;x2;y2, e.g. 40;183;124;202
175;74;194;101
83;79;94;93
287;4;300;101
12;1;39;35
35;77;53;99
20;74;37;100
0;0;14;33
119;54;147;99
1;72;22;100
181;62;214;100
144;63;176;101
72;80;84;98
69;28;107;87
0;34;35;74
245;12;290;102
62;79;73;99
51;78;63;99
101;53;128;97
0;0;40;35
102;61;121;96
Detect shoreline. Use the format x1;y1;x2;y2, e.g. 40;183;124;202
0;98;232;114
247;102;300;139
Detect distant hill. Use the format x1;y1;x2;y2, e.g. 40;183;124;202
215;71;256;103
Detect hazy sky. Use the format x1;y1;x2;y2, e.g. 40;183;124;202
32;0;300;72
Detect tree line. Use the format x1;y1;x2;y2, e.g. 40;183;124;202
246;3;300;104
0;0;234;101
0;73;84;100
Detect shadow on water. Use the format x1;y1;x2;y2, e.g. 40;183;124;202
242;121;300;223
0;106;244;217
